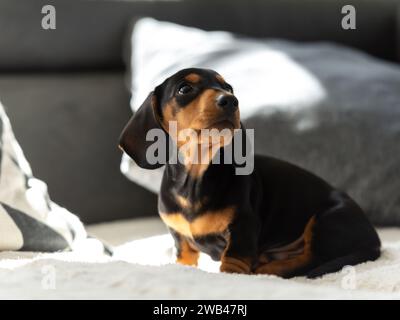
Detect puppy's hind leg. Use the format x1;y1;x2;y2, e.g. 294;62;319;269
306;248;380;279
309;191;381;278
254;217;316;278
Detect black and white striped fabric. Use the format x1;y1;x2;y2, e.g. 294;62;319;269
0;102;88;252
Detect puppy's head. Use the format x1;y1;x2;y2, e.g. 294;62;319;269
119;68;241;169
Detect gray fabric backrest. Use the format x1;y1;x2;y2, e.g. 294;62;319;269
0;0;398;71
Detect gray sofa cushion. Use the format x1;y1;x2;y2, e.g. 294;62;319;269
0;72;157;224
0;0;398;71
122;18;400;226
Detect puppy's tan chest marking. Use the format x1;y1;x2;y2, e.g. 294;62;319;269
160;206;235;238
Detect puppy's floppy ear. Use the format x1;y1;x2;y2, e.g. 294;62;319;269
119;90;167;169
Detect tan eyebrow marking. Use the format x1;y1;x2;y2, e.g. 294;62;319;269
215;74;225;84
184;73;201;83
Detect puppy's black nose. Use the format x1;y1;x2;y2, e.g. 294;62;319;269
216;94;238;111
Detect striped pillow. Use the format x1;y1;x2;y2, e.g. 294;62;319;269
0;102;88;252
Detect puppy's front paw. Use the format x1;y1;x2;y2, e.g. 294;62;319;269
177;256;198;266
220;256;251;274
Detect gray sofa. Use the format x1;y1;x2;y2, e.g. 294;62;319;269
0;0;398;223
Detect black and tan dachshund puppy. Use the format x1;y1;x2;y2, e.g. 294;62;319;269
119;68;381;278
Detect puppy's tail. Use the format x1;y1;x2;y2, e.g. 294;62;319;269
306;247;380;279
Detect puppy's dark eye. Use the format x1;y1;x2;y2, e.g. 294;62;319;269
177;83;193;95
225;84;234;93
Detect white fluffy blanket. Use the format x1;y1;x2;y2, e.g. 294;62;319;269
1;218;400;299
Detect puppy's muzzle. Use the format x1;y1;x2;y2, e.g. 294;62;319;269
216;94;239;113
